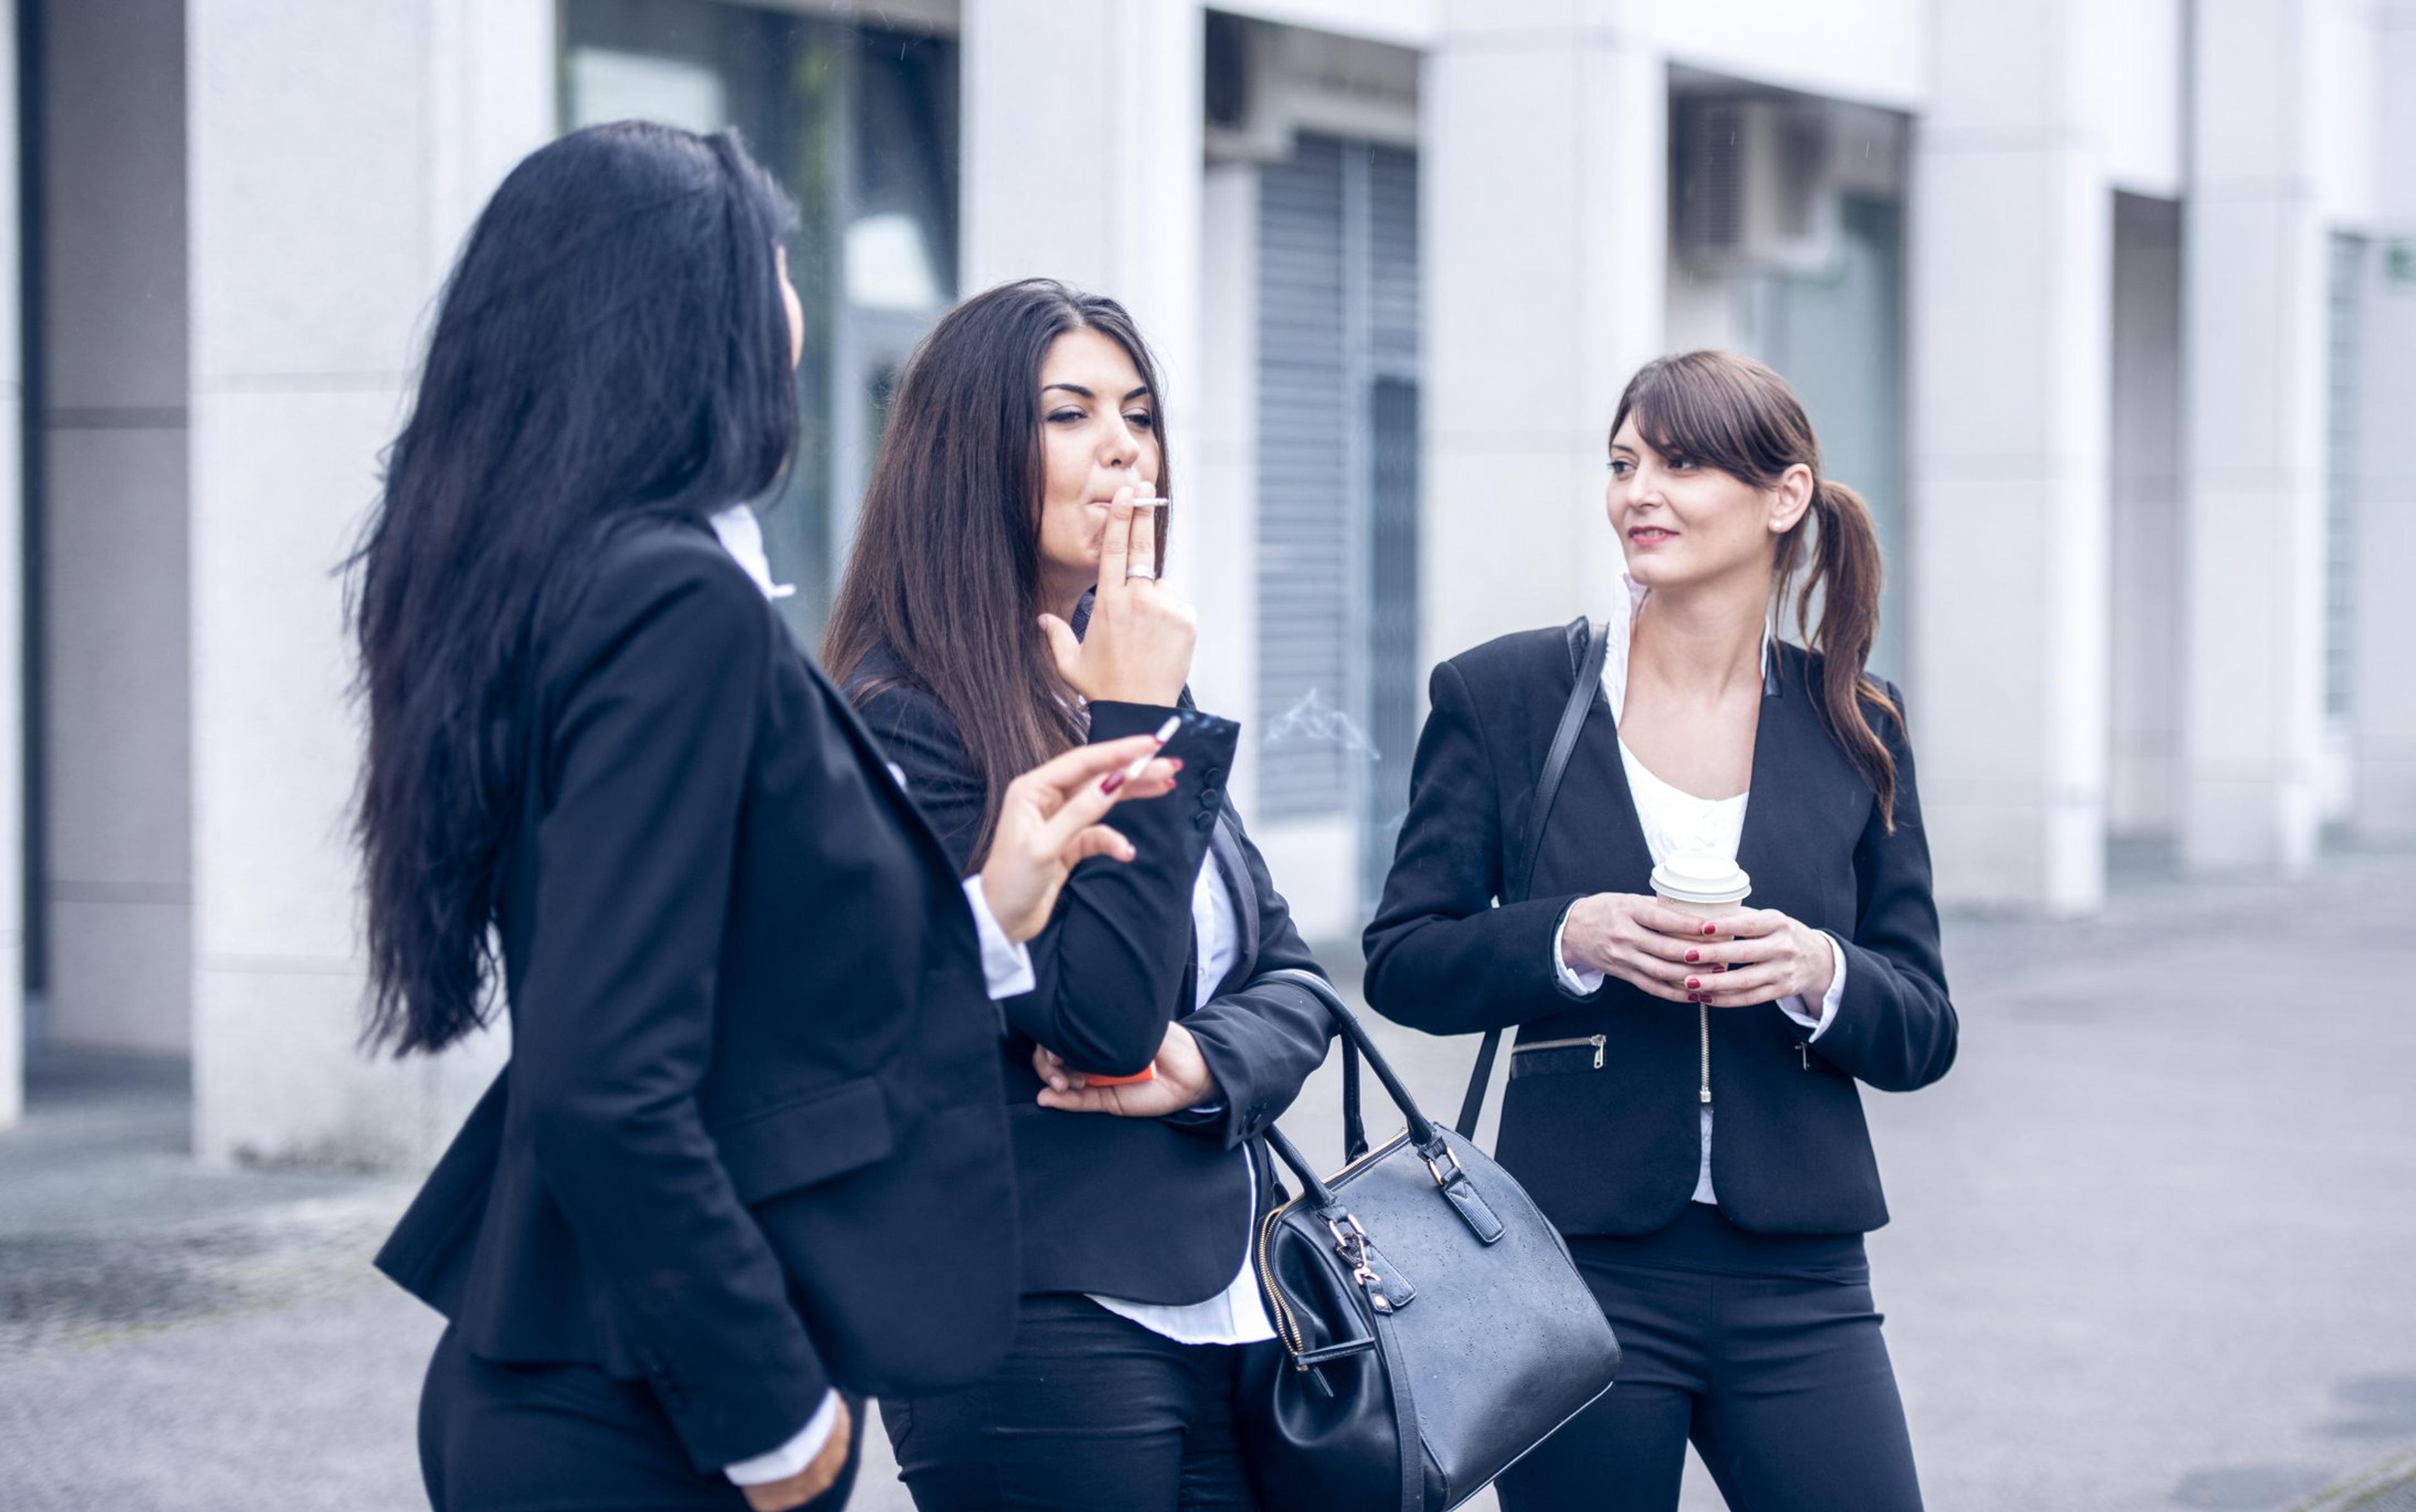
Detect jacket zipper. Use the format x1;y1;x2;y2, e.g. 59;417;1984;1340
1511;1033;1607;1070
1699;1005;1712;1104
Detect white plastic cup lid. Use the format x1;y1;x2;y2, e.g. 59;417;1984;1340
1649;849;1752;906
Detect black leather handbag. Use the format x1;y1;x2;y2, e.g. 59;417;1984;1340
1239;616;1617;1512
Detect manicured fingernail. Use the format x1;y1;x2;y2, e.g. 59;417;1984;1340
1686;977;1701;990
1689;992;1703;1002
1101;771;1126;795
1684;948;1701;963
1702;922;1718;936
1167;758;1185;771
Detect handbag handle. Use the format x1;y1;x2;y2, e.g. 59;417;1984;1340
1453;615;1608;1139
1254;967;1448;1187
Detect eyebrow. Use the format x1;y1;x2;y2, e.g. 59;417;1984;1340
1043;383;1153;402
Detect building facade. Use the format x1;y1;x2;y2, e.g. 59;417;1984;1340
0;0;2408;1155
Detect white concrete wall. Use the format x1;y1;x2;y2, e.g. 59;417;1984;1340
187;0;550;1166
1423;2;1666;668
1194;163;1261;820
0;0;23;1127
1909;0;2112;914
960;0;1204;451
2077;0;2186;198
39;0;191;1057
2179;0;2330;876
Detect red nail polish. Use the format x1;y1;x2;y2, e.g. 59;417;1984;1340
1100;771;1125;795
1684;948;1701;963
1167;758;1185;771
1702;922;1718;936
1686;977;1701;990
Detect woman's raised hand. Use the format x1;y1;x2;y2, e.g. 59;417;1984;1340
979;734;1180;942
1038;484;1198;707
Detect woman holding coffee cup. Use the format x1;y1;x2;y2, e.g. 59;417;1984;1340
1365;350;1956;1511
823;278;1335;1510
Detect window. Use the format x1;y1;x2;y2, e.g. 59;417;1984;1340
562;0;958;641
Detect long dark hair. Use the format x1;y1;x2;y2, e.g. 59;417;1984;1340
822;278;1171;867
349;122;801;1056
1609;350;1903;826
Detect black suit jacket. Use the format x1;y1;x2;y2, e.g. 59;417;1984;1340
847;642;1335;1306
1362;627;1956;1236
374;519;1019;1473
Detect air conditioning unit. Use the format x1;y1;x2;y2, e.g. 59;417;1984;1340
1673;96;1840;276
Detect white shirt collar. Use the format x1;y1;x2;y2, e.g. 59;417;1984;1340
707;503;796;601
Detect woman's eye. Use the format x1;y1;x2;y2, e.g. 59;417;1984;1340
1047;408;1084;425
1608;459;1632;476
1666;454;1696;472
1125;410;1156;430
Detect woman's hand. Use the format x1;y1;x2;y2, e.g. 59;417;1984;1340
1039;486;1198;706
1558;892;1712;1002
980;735;1180;943
1679;908;1838;1007
1032;1021;1220;1117
739;1397;852;1511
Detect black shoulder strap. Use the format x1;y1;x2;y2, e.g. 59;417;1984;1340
1454;615;1609;1139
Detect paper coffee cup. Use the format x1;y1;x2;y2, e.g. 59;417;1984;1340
1650;849;1751;919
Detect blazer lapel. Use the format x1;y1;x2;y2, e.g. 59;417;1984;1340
1731;650;1828;927
1531;673;1659;900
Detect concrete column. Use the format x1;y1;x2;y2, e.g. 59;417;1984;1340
39;0;189;1058
1193;160;1260;815
1423;4;1665;669
0;0;23;1128
960;0;1204;459
1908;0;2111;914
2350;5;2416;841
2179;1;2329;876
187;0;551;1166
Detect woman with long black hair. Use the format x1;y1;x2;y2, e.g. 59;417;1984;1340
1365;351;1956;1511
356;125;1180;1512
823;278;1334;1511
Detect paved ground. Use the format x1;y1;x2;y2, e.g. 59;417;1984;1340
3;845;2412;1511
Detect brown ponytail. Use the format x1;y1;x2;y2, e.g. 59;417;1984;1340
1797;478;1900;827
1609;350;1901;827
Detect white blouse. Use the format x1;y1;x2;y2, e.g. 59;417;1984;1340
1550;573;1848;1206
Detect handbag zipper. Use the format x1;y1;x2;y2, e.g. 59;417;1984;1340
1254;1130;1410;1364
1511;1033;1606;1070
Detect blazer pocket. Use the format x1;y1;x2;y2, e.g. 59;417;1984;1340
1509;1034;1606;1079
710;1077;895;1204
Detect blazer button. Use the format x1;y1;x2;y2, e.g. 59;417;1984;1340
1198;786;1223;808
1202;765;1226;787
1192;810;1217;832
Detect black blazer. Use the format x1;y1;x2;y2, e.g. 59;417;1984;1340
1362;626;1957;1237
374;519;1021;1474
847;641;1334;1306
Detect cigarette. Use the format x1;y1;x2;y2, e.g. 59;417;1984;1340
1116;715;1183;785
1131;495;1168;508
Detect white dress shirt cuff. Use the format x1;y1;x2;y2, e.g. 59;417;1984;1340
1779;931;1848;1040
962;876;1037;1000
724;1388;842;1486
1552;909;1606;996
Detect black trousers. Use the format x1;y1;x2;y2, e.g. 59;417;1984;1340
1497;1204;1923;1512
417;1324;863;1512
881;1294;1267;1511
